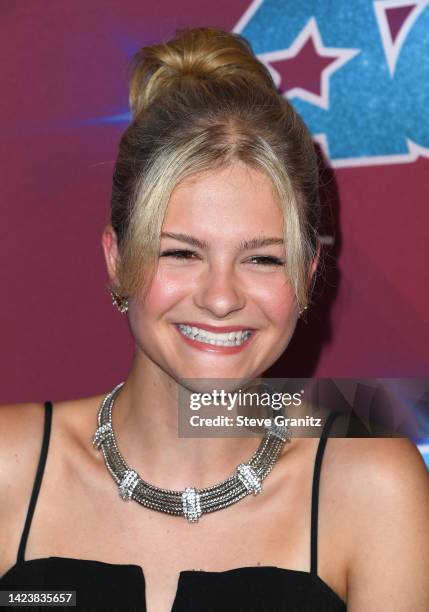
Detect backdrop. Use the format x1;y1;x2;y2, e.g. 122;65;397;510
1;0;428;461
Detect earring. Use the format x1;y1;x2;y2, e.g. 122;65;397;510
299;305;308;317
110;290;129;314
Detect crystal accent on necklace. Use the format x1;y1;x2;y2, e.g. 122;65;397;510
119;469;139;501
92;382;292;523
268;422;290;442
92;422;113;449
182;487;202;523
236;463;262;495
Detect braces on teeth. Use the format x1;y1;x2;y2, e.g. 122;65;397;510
178;324;251;346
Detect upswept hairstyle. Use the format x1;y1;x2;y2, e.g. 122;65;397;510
110;26;320;311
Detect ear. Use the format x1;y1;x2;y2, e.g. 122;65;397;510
101;225;121;290
308;239;321;284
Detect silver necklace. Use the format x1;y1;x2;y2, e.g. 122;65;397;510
92;382;292;523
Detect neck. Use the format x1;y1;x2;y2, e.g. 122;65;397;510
110;351;266;490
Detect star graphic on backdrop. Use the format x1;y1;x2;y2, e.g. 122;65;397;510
374;0;429;76
258;17;360;110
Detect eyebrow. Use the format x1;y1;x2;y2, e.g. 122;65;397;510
161;232;284;251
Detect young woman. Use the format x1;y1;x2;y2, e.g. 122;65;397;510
1;27;428;612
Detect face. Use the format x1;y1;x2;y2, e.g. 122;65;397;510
104;162;317;388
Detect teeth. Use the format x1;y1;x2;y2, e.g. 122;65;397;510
178;324;251;346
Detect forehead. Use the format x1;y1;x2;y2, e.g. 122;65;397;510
162;162;284;236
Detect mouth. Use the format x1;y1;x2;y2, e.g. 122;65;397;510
174;323;255;352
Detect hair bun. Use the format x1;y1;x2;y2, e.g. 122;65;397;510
129;26;275;117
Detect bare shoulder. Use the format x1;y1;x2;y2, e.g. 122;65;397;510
0;393;104;478
326;436;429;527
329;437;429;610
0;401;46;494
329;436;429;500
0;394;105;576
0;402;46;564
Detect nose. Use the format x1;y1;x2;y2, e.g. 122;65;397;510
193;263;246;318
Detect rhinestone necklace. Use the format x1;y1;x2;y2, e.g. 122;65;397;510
92;382;292;523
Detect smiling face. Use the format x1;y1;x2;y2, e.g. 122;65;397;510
104;161;316;387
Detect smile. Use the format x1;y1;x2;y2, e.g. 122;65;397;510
176;324;252;347
175;323;254;355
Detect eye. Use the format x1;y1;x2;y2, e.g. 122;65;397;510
159;249;199;260
248;256;286;266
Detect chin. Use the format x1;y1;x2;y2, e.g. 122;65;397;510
175;376;253;395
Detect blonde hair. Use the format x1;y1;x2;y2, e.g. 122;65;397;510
111;26;320;310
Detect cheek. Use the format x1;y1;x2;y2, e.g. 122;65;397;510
135;271;188;316
128;274;185;350
251;278;297;323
